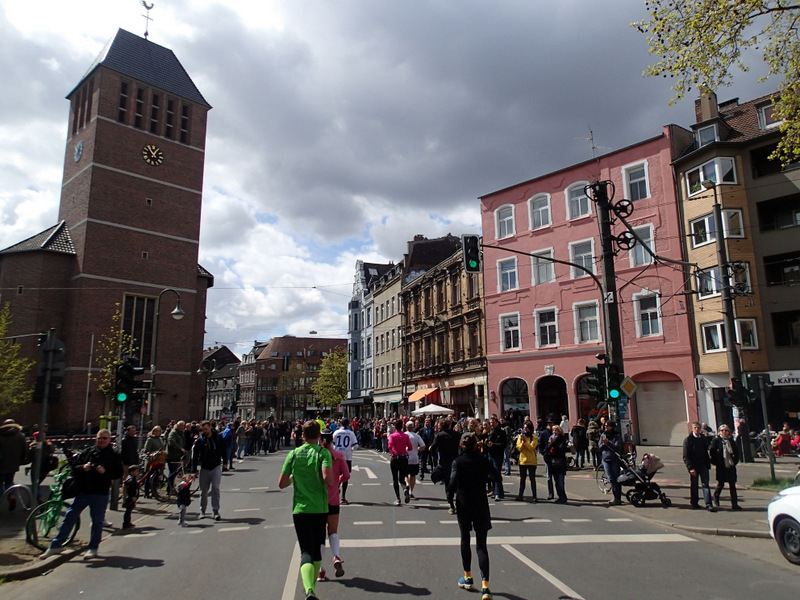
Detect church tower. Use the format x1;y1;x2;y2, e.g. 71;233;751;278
1;29;213;429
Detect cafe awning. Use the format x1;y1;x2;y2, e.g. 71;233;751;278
408;388;440;403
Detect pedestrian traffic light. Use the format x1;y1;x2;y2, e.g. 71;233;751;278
585;364;606;402
462;234;482;273
114;362;134;403
607;363;623;401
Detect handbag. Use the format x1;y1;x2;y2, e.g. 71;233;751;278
61;476;80;499
548;455;567;470
430;463;445;484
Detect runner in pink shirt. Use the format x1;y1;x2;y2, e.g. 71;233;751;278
318;429;350;580
388;419;413;505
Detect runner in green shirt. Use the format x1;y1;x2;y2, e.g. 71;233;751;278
279;420;335;600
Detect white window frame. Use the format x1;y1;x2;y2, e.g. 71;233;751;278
528;194;551;230
696;263;751;299
696;124;718;147
500;312;521;351
535;307;558;348
633;291;662;337
498;257;518;292
630;224;654;267
569;238;595;278
689;209;745;248
495;204;515;239
623;161;650;202
566;182;591;220
757;102;782;130
701;319;760;353
685;157;737;196
574;301;601;344
531;248;555;285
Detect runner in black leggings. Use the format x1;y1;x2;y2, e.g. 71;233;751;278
387;419;412;506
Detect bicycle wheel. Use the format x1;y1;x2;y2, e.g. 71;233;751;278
26;501;80;550
149;470;169;502
595;464;611;494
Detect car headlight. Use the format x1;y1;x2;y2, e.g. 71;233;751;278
770;494;784;503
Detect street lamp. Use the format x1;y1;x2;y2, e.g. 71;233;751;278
145;288;185;438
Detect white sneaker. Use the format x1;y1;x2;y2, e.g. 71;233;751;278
83;548;98;560
40;546;63;559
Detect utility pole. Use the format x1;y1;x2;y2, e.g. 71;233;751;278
702;180;752;462
590;181;625;423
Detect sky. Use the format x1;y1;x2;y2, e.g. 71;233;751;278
0;0;772;358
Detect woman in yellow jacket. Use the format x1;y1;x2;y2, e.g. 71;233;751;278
514;421;538;502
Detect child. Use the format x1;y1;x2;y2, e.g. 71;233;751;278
176;474;195;527
122;465;141;529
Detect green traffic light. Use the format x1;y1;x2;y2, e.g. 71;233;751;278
116;392;128;403
468;259;478;268
609;389;621;400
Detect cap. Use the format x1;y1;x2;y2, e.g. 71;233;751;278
320;428;333;440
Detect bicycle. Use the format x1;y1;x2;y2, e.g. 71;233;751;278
25;463;80;550
0;482;34;511
595;449;637;494
138;451;169;502
166;457;198;501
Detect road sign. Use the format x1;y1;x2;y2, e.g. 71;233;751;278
620;376;637;398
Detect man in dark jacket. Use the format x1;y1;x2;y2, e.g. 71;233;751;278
599;421;623;505
683;421;714;511
430;418;460;514
192;420;224;520
41;429;123;559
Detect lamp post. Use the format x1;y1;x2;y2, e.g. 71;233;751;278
197;358;218;419
143;288;185;442
701;180;751;460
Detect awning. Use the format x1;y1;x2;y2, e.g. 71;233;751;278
408;388;439;403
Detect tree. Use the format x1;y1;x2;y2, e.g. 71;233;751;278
0;302;36;416
91;304;138;401
635;1;800;165
312;349;347;408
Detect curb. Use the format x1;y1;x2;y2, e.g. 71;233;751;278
650;520;773;539
0;546;83;581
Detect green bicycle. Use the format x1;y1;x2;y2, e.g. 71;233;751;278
26;463;80;551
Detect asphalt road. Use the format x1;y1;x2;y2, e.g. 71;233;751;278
3;448;799;600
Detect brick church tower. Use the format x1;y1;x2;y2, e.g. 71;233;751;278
0;29;213;430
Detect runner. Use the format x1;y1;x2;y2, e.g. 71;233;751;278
387;418;412;506
450;432;497;600
404;421;425;500
332;418;359;505
279;420;335;600
318;429;350;581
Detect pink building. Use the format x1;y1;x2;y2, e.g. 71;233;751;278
480;126;698;445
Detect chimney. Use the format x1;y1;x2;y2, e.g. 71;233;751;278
413;234;426;241
697;91;719;122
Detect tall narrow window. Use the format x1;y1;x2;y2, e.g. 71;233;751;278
632;226;654;266
150;93;160;134
624;163;649;201
576;303;600;343
568;185;590;219
499;258;518;292
637;295;661;336
180;103;191;143
496;206;515;238
501;314;521;350
570;240;594;278
165;98;175;139
536;309;557;347
134;87;145;129
532;249;554;285
529;195;550;229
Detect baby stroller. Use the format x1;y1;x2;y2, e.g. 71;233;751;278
616;452;671;507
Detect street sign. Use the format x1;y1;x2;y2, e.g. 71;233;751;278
39;337;66;362
620;376;637;397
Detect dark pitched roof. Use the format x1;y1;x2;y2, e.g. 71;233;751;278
256;336;347;361
403;234;461;276
361;262;394;287
0;221;76;255
72;29;210;108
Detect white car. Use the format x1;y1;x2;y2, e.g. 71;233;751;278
768;485;800;565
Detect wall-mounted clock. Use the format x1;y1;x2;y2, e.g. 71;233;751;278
73;140;83;163
142;144;164;166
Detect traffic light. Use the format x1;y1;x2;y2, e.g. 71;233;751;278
585;363;606;403
114;361;134;403
462;235;482;273
607;363;623;401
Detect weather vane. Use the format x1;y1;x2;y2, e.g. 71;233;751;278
141;1;154;40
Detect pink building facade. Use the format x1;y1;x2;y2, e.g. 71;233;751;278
480;126;698;445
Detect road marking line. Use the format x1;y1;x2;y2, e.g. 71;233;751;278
230;488;241;491
218;526;251;532
170;529;202;535
523;519;552;523
339;534;693;547
362;483;381;486
233;508;260;512
438;521;459;525
562;518;591;523
503;544;586;600
249;486;269;490
396;520;426;525
129;532;158;537
493;520;510;524
282;541;300;600
606;518;632;522
353;521;382;526
264;524;294;529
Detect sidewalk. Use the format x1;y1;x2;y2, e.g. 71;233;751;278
0;446;795;580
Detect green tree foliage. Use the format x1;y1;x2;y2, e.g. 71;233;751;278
0;302;36;415
91;304;138;400
312;349;347;408
635;0;800;164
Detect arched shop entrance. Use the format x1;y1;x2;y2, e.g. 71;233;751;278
536;375;568;423
577;376;610;424
501;378;529;419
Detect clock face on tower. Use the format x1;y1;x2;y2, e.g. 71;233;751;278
142;144;165;166
73;140;83;163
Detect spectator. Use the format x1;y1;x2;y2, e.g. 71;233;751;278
709;424;741;510
683;421;714;511
0;418;29;510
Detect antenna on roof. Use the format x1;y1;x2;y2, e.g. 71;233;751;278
141;1;154;40
575;126;610;159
